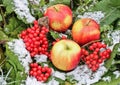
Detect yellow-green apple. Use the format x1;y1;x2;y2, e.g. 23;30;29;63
72;18;100;45
51;39;81;71
44;4;72;32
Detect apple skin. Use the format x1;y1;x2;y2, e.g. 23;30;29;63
51;39;81;71
72;18;100;45
44;4;72;32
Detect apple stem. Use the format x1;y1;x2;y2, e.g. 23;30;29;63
85;20;91;26
53;7;59;12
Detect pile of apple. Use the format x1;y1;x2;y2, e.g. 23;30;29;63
44;4;108;72
20;4;111;82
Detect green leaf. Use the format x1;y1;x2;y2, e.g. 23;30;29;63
100;8;120;26
54;77;65;85
94;72;120;85
4;62;16;82
105;43;120;69
15;71;26;85
48;0;70;6
4;17;26;37
100;25;113;33
109;0;120;7
2;0;14;14
5;44;27;84
5;44;25;71
0;30;8;40
0;14;2;21
49;30;60;40
92;0;120;26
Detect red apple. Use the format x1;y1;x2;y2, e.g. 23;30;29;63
51;39;81;71
72;18;100;45
44;4;72;32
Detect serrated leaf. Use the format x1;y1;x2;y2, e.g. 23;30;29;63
2;0;14;14
4;17;26;37
105;43;120;69
4;17;19;34
100;25;113;33
0;30;8;40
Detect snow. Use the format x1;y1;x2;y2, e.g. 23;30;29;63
77;11;104;23
0;68;7;85
113;71;120;79
67;63;107;85
53;71;66;80
29;0;41;5
7;39;32;73
25;76;46;85
35;54;48;63
102;76;111;82
47;78;59;85
107;30;120;51
0;77;7;85
13;0;35;23
25;76;59;85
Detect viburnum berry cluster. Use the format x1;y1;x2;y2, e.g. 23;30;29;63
29;63;52;82
81;42;111;71
20;20;50;57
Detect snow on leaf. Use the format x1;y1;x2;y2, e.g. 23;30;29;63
13;0;35;23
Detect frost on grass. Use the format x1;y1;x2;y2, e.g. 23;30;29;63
7;39;32;73
77;11;104;23
66;63;107;85
13;0;35;23
107;30;120;51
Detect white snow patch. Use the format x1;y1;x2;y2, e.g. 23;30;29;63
35;54;48;63
67;64;107;85
77;11;104;23
13;0;35;23
7;39;32;73
107;30;120;51
25;76;59;85
102;76;111;82
29;0;41;5
53;71;66;80
113;70;120;79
